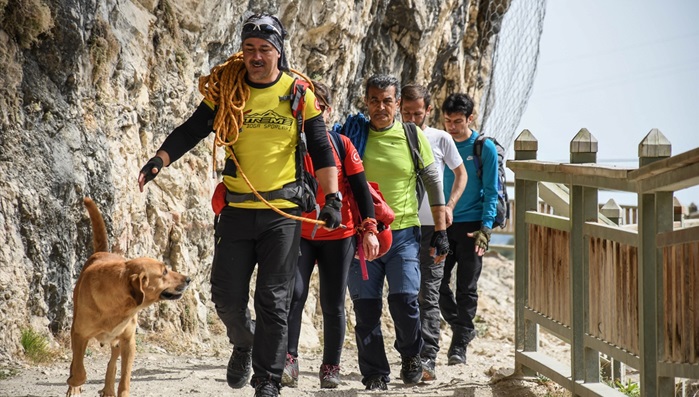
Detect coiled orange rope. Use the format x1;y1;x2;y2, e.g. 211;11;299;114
198;52;325;225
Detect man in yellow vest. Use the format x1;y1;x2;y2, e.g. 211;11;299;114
138;13;341;397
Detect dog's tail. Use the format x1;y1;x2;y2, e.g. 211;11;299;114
83;197;109;253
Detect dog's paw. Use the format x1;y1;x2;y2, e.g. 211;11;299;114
66;386;82;396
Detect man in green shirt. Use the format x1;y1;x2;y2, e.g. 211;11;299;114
343;74;450;390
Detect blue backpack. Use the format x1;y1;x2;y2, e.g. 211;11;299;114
473;135;509;229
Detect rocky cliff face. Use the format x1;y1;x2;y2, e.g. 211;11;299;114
0;0;507;357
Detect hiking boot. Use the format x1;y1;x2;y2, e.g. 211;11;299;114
281;353;299;388
365;376;388;391
226;348;252;389
421;357;437;381
254;380;280;397
319;363;341;388
400;354;423;384
447;343;467;365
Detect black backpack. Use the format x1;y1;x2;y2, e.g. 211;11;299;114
473;135;510;229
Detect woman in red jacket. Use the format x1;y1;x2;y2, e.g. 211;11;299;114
283;81;379;388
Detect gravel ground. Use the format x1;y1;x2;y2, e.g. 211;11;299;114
0;254;570;397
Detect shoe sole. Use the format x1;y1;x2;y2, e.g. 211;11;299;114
401;373;423;384
227;373;250;389
447;355;465;365
320;381;340;389
422;370;436;381
281;372;298;388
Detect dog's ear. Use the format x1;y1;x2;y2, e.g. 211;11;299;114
129;272;147;306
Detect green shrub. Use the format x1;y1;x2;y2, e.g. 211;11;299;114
20;328;53;363
614;379;640;397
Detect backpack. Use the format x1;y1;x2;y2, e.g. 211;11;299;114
288;78;318;213
402;122;426;209
473;135;510;229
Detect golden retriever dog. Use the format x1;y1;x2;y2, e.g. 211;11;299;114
67;197;190;397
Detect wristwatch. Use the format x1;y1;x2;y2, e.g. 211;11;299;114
325;192;343;202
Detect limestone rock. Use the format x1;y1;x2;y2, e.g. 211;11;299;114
0;0;505;358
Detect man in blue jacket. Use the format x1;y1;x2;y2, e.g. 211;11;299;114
439;93;498;365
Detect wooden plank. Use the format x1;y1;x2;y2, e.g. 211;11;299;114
584;222;638;247
576;382;629;397
508;159;563;174
561;229;571;326
681;244;691;364
529;224;537;313
564;230;571;326
674;245;683;362
530;224;539;314
584;334;641;370
656;225;699;247
551;227;558;322
589;239;599;338
516;350;574;390
692;242;699;364
666;246;674;362
558;163;633;179
657;361;699;379
628;146;699;181
635;161;699;193
568;173;636;192
615;243;625;352
607;240;616;346
662;248;674;361
627;245;636;352
598;238;607;341
630;246;639;354
525;211;570;231
524;307;572;342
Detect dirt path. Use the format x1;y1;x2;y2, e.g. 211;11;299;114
0;343;558;397
0;254;568;397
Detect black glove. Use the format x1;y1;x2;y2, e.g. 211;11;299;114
430;230;450;257
318;195;342;229
471;226;492;251
139;156;164;184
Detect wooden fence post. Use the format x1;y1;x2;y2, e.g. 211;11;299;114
569;128;600;390
601;199;623;226
637;129;674;397
513;129;539;376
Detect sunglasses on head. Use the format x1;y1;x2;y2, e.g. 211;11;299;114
242;21;281;36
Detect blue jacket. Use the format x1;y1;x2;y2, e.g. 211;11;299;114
443;130;498;228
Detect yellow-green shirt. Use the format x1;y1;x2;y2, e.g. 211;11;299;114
213;73;321;209
362;122;434;230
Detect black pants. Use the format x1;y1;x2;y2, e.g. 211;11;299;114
439;221;482;343
210;206;302;385
418;226;445;360
287;236;355;365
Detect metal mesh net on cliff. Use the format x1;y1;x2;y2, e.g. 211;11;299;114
472;0;547;153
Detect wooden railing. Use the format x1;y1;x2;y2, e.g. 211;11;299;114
508;128;699;397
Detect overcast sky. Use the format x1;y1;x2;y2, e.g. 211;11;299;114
516;0;699;206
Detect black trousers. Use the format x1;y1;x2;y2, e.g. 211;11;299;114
210;206;302;385
418;226;445;360
287;236;355;365
439;221;482;343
